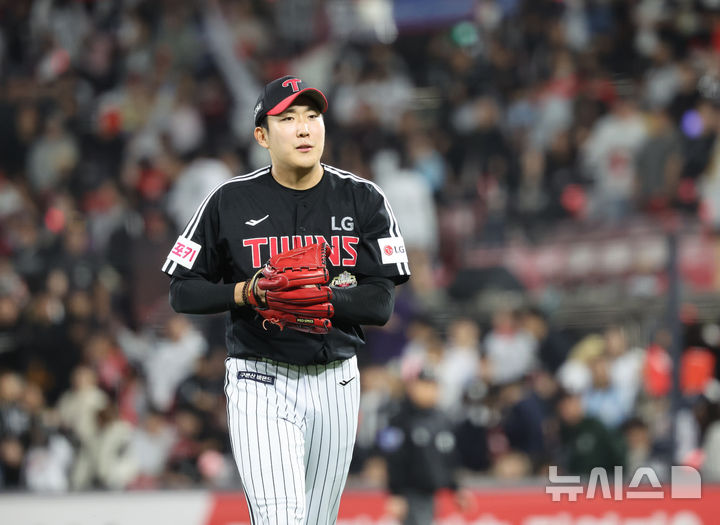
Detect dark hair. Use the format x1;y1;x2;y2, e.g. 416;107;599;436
553;387;579;408
621;417;648;433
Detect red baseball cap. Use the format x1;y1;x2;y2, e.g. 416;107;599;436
253;75;328;126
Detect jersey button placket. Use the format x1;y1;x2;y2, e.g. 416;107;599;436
297;202;308;234
296;204;303;234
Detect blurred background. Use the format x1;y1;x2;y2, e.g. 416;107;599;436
1;0;720;509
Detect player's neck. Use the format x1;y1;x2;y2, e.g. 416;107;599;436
271;163;323;190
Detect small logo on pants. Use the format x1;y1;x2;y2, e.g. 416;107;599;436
237;371;275;385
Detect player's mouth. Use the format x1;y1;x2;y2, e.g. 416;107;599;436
296;144;313;153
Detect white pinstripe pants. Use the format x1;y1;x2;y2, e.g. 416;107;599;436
224;356;360;525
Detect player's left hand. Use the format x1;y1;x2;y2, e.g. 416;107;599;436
244;243;334;334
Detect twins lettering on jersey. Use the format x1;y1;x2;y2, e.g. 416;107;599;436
244;235;359;268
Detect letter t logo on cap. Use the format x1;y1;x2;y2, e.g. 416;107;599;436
282;78;301;92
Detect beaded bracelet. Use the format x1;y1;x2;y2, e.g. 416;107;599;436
241;280;250;306
249;270;263;307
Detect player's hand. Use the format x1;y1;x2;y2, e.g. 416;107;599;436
242;243;333;333
250;275;267;306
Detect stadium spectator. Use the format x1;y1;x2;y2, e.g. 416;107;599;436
622;417;667;479
582;354;631;428
454;379;491;473
371;149;439;255
555;390;625;476
521;306;573;374
482;309;537;386
72;405;138;490
127;409;177;489
497;379;546;465
379;366;472;525
117;315;207;413
57;365;108;447
435;317;482;420
581;85;648;223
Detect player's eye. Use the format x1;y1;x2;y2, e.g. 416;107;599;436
282;116;294;121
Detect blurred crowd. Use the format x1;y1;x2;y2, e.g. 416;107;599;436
2;0;720;492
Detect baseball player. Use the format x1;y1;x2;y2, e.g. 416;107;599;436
162;75;410;524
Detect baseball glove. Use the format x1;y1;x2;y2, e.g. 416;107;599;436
244;242;334;334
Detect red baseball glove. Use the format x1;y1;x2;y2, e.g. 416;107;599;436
244;243;334;334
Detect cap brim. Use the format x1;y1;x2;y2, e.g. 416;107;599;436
266;88;328;117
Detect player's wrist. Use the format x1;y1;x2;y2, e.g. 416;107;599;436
234;282;246;306
240;271;266;308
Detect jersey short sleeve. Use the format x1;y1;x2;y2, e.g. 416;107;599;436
161;189;224;282
356;186;411;285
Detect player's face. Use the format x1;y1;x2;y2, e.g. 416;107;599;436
256;100;325;172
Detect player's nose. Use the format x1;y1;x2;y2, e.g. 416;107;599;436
297;122;310;137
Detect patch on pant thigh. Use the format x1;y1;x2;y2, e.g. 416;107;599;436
237;371;276;385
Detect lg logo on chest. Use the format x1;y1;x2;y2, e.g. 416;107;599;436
331;216;354;231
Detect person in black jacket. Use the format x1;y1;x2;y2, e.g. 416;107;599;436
379;366;472;524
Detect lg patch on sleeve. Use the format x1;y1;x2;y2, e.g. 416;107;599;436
378;237;408;264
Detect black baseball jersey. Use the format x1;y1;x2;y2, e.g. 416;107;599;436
162;163;410;365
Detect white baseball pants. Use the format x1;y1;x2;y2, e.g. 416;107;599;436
224;356;360;525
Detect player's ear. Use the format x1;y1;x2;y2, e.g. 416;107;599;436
254;126;269;149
